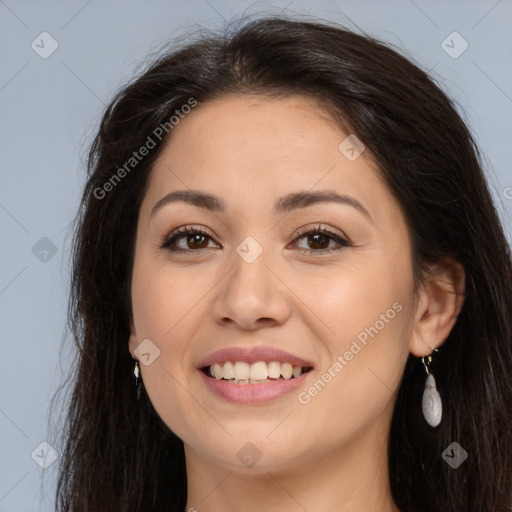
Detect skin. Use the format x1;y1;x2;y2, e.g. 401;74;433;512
128;95;465;511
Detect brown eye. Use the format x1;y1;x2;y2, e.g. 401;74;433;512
305;232;331;250
292;225;351;255
161;227;217;252
184;233;209;249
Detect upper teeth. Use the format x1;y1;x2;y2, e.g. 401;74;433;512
208;361;306;381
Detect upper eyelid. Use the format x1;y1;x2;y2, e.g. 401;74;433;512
294;223;349;240
164;224;347;240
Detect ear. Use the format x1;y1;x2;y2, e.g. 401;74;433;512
409;257;466;357
128;317;138;359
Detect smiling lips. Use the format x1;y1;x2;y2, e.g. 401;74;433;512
198;346;314;403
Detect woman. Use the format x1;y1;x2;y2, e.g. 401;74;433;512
50;15;512;512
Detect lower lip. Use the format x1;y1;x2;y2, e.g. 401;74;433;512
199;370;312;404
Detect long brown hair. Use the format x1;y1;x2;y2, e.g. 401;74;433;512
48;15;512;512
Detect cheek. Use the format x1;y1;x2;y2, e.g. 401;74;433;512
130;255;208;440
131;251;207;340
292;251;413;418
130;255;199;398
295;249;411;352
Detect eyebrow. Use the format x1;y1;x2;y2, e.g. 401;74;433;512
150;189;373;223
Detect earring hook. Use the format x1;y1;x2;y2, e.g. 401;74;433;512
421;346;438;375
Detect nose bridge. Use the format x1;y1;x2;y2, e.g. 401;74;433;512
229;234;273;303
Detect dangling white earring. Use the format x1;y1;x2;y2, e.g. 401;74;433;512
421;348;442;427
133;359;142;401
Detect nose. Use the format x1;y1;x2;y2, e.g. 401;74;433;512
210;246;291;330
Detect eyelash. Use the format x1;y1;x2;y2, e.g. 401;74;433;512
160;224;352;255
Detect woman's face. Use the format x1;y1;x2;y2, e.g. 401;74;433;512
129;94;417;473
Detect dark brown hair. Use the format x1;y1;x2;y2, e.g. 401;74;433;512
48;15;512;512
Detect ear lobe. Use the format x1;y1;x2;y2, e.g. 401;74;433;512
128;320;138;359
409;258;465;358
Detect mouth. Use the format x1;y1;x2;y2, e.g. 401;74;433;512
200;361;314;384
197;346;315;404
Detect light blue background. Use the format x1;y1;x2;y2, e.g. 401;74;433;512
1;1;511;510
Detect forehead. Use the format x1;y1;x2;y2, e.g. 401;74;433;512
161;94;347;168
140;95;401;228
